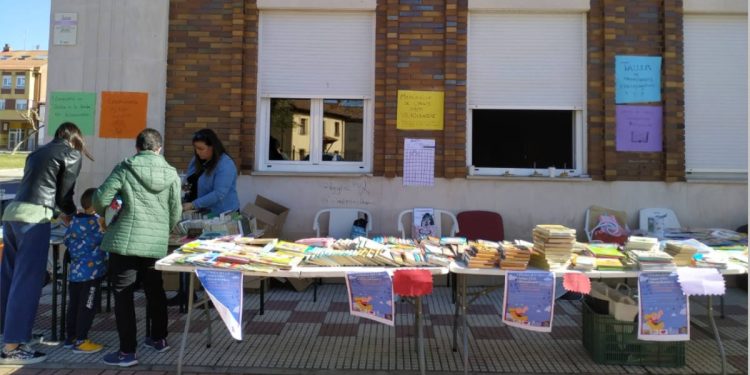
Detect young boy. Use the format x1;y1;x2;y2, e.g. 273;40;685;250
63;188;107;354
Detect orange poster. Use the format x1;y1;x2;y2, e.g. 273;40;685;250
99;91;148;138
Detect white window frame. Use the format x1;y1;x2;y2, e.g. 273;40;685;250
15;99;28;110
0;100;5;110
466;11;588;177
257;96;373;173
1;76;10;89
15;75;25;89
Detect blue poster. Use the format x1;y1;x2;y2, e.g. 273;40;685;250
615;56;662;104
345;272;394;326
195;269;243;340
502;271;555;332
638;272;689;341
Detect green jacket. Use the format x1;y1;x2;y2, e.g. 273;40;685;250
93;151;182;258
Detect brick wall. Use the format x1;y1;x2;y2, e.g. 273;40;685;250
588;0;685;181
166;0;685;182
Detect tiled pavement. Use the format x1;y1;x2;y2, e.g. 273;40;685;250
0;280;747;375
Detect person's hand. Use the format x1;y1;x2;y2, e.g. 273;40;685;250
182;202;194;211
59;213;72;226
97;216;107;232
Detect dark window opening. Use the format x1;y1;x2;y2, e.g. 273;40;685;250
472;109;574;169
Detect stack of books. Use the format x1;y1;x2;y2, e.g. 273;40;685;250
571;254;596;271
531;224;576;269
462;241;501;268
665;241;698;266
693;253;729;269
623;236;659;252
498;241;531;270
626;249;675;271
586;243;626;271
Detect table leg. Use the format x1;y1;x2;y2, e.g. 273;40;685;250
50;244;59;341
452;275;461;352
260;278;265;316
416;296;425;375
204;275;212;348
707;295;726;375
60;251;69;341
461;274;468;375
177;273;195;375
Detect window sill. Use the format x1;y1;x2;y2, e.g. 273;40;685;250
247;171;374;178
467;175;593;182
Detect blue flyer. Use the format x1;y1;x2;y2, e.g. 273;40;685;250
638;272;689;341
345;272;394;326
502;271;555;332
195;269;243;340
615;55;662;104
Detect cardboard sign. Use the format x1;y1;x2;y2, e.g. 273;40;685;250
47;92;96;136
100;91;148;138
397;90;444;130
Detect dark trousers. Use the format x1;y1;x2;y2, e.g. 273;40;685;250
66;278;102;342
109;253;167;353
0;221;50;344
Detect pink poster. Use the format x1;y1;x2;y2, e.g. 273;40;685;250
616;105;662;152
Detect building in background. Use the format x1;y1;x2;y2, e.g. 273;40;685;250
0;45;47;151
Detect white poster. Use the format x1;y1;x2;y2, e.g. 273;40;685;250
403;138;435;186
195;269;243;340
53;13;78;46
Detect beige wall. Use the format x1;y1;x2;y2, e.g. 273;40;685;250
240;175;748;241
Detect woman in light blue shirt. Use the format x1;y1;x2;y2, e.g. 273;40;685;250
182;129;240;215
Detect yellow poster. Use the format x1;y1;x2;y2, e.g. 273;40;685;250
396;90;444;130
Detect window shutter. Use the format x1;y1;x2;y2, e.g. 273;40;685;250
684;15;748;173
468;13;585;108
259;11;374;98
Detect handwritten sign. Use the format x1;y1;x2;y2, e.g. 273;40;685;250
615;105;662;152
47;91;96;136
615;56;662;104
53;13;78;46
100;91;148;138
396;90;444;130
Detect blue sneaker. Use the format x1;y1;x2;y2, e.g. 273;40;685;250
102;351;138;367
143;337;170;353
63;338;76;349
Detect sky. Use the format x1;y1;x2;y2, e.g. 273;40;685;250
0;0;52;51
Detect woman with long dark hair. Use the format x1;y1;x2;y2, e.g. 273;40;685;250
1;122;91;364
182;128;240;215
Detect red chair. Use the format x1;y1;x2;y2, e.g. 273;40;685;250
456;210;504;242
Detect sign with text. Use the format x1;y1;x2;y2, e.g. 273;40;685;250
638;272;689;341
345;272;394;326
615;56;662;104
502;271;555;332
53;13;78;46
195;269;243;340
100;91;148;138
396;90;444;130
615;105;662;152
47;91;96;136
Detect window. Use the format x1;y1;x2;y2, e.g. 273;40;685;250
1;75;10;89
299;117;307;135
15;99;27;110
257;10;374;173
15;75;25;89
0;100;5;110
684;14;747;176
467;12;586;177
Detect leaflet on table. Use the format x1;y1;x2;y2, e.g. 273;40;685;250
345;271;395;326
502;271;555;332
195;269;243;340
637;272;689;341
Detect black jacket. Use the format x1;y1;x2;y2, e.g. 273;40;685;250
14;138;82;215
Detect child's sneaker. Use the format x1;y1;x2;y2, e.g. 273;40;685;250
143;337;170;353
0;345;46;365
102;351;138;367
63;338;76;349
72;339;103;354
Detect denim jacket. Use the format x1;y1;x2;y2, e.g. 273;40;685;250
188;153;240;215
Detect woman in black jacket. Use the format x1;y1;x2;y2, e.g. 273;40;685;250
0;122;91;364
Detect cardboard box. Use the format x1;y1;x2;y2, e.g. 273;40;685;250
242;195;289;238
288;278;314;292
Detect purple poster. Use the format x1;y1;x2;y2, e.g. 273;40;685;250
616;105;662;152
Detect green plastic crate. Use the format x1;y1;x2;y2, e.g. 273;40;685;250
582;301;685;367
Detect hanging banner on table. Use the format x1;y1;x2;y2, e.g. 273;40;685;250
638;272;689;341
345;271;394;326
675;267;726;296
100;91;148;138
615;105;663;152
195;269;243;340
502;271;555;332
47;91;96;136
615;56;662;104
562;272;591;294
403;138;435;186
396;90;444;130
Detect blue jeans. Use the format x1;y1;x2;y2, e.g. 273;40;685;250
1;221;50;344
